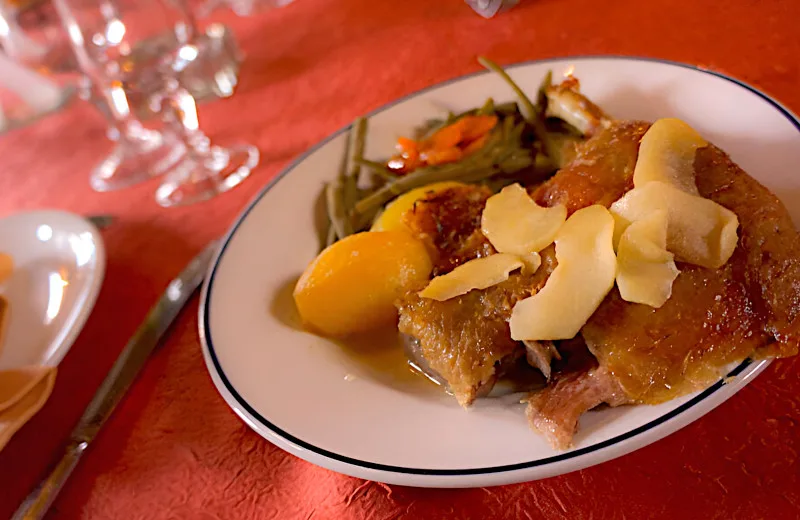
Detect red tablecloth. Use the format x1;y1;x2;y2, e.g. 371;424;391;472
1;0;799;518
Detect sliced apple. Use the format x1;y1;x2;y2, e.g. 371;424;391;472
481;183;567;255
615;210;680;308
611;181;738;269
510;205;617;341
419;253;525;301
633;118;707;194
520;252;542;274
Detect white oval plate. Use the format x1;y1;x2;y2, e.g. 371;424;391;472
200;57;800;488
0;210;105;369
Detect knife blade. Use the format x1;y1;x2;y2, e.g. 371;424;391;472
13;240;220;520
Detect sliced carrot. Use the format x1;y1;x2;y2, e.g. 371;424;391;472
396;136;419;154
462;133;489;155
424;147;464;165
461;115;498;142
429;122;464;150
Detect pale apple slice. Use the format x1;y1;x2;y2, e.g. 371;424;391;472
611;181;738;269
419;253;525;302
481;184;567;255
521;252;542;274
633;118;707;194
616;210;680;308
510;205;617;341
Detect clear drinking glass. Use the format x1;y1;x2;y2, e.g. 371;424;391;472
198;0;295;17
0;0;76;133
52;0;259;205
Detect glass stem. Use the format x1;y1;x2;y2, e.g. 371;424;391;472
162;78;211;155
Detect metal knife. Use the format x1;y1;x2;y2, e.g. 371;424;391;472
12;240;220;520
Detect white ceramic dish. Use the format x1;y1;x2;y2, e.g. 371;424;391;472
199;57;800;488
0;210;105;369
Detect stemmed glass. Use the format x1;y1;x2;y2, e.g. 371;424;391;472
198;0;294;17
52;0;259;206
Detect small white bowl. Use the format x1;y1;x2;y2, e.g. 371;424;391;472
0;210;105;369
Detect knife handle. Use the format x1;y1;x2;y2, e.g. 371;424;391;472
12;440;88;520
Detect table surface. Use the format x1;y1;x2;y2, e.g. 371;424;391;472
2;0;800;518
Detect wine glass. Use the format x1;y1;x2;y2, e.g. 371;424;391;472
198;0;294;18
52;0;259;205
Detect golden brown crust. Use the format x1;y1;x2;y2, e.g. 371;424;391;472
694;145;800;355
403;185;495;276
547;121;800;403
398;252;555;407
531;121;649;214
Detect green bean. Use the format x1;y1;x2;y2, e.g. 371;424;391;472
353;123;532;215
325;181;352;239
477;97;495;115
342;118;367;215
348;117;367;179
478;56;538;120
317;209;332;252
355;157;395;181
537;70;553;114
352;206;380;232
478;56;559;160
325;224;337;248
494;101;520;118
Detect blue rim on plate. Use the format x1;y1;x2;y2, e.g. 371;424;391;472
199;55;800;476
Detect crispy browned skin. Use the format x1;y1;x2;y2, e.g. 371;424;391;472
403;185;495;276
398;250;556;407
400;119;800;432
524;120;800;448
533;121;800;407
400;185;560;406
531;121;650;215
695;146;800;353
582;264;771;402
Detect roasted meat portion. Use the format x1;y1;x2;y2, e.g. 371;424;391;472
523;340;560;380
399;184;558;405
694;145;800;352
531;120;649;215
397;118;800;447
403;184;495;276
524;366;627;450
398;252;555;407
524;121;800;448
581;140;800;404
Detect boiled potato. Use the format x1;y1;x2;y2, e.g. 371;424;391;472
633;118;707;194
616;210;680;308
419;253;525;301
370;182;466;232
510;205;616;341
293;231;432;337
610;181;738;269
481;183;566;255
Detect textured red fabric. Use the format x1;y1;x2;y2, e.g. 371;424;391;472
1;0;799;518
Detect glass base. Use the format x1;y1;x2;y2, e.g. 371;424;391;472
154;143;259;207
90;128;186;192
